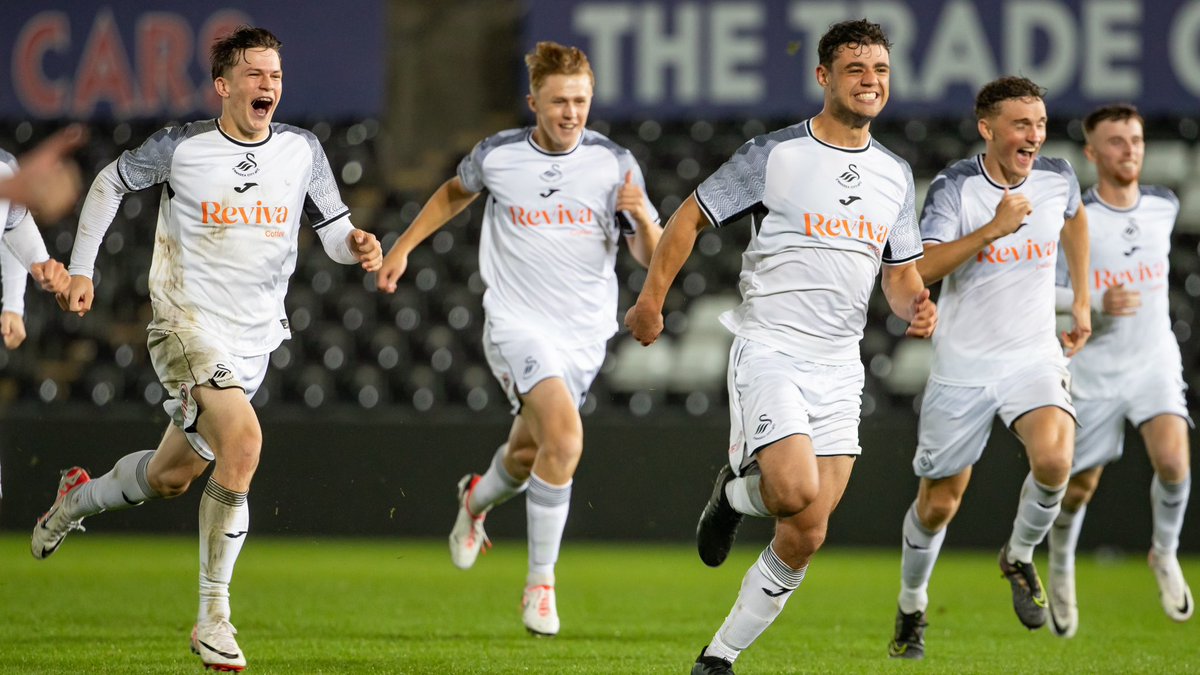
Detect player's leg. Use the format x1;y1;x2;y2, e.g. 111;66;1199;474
1001;405;1073;630
1140;413;1193;621
31;424;209;560
697;338;818;568
1045;465;1101;638
698;451;852;670
518;376;583;636
448;420;535;570
1046;395;1118;638
892;379;993;659
188;383;261;671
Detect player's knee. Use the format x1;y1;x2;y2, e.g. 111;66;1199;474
538;432;583;464
147;466;195;498
764;476;818;517
777;523;827;562
1155;458;1189;484
1063;482;1093;511
918;495;959;530
1029;454;1071;485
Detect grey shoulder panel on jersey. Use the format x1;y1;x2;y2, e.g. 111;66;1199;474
1034;155;1081;217
918;157;978;237
118;120;216;191
1140;184;1179;207
274;124;351;230
457;128;527;193
869;138;913;173
696;122;808;228
0;148;26;230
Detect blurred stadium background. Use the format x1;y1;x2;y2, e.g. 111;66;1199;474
0;0;1197;553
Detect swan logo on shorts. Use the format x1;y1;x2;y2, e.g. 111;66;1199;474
523;356;539;377
917;450;934;473
753;414;774;439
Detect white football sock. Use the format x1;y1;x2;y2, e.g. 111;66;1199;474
898;502;946;614
67;450;159;519
726;475;770;517
526;472;570;585
468;444;527;515
1151;473;1190;557
1007;473;1065;563
198;479;248;624
1048;505;1086;576
705;544;806;663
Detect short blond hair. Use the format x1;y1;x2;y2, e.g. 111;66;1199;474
525;41;594;93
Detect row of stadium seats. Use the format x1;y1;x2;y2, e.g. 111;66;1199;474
3;118;1200;418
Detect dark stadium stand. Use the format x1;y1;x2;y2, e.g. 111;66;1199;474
3;117;1199;420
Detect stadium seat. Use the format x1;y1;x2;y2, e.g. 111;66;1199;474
607;335;675;393
884;338;933;395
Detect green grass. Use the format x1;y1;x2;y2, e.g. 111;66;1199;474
0;534;1196;674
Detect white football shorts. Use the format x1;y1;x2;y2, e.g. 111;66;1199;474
148;328;268;461
482;323;606;414
1071;363;1191;474
913;360;1075;479
726;336;865;474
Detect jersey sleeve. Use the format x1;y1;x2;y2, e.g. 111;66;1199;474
918;173;962;244
694;137;770;228
611;151;660;236
300;133;351;231
882;166;922;265
0;152;27;233
456;139;488;194
1059;159;1081;219
116;125;185;190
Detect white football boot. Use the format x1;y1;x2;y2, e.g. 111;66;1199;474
448;474;490;569
522;584;560;637
31;467;91;560
1149;550;1194;622
191;619;247;672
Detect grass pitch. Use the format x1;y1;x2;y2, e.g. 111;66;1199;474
0;534;1195;674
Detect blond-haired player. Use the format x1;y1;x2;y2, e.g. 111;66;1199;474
376;41;662;636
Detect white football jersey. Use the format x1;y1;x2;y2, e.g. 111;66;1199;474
73;121;351;356
0;149;27;234
458;128;658;347
922;154;1081;385
694;119;922;364
1058;186;1180;398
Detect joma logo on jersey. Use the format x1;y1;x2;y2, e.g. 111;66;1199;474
509;204;595;227
232;152;259;177
976;239;1056;264
803;213;888;243
1093;261;1166;289
201;201;290;225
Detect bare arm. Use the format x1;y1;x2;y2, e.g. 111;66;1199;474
377;176;479;293
624;194;707;345
615;170;663;268
917;187;1031;284
1059;206;1091;355
882;262;937;338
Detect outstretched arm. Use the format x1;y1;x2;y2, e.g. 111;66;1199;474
882;262;937;338
376;176;479;293
1059;206;1091;355
624;194;707;345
